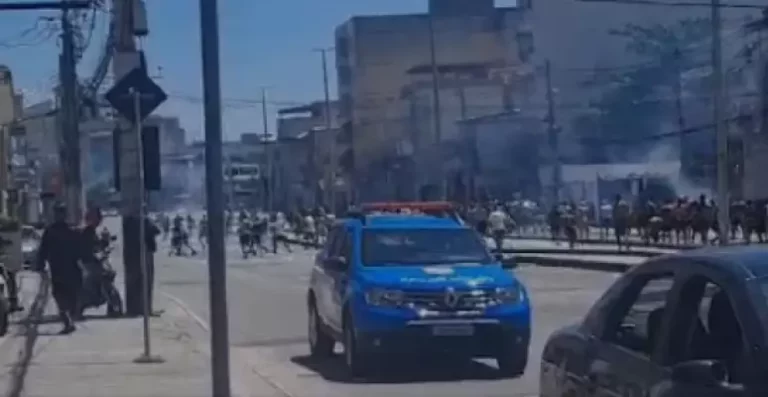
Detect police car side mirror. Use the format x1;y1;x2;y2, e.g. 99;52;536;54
325;256;348;271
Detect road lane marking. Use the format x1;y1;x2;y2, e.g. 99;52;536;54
161;291;296;397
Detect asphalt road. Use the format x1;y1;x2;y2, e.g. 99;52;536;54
151;235;621;397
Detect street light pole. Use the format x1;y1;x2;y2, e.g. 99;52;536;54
427;11;445;200
712;0;730;245
315;47;335;212
198;0;231;395
260;87;273;212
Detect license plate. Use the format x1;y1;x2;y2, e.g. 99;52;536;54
432;324;475;336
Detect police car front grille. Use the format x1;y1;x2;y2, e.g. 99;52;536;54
402;290;494;310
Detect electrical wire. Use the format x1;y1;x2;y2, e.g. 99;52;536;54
0;17;58;49
575;0;765;9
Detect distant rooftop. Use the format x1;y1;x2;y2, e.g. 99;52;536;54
278;100;338;116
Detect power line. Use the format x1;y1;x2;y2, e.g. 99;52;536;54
576;0;765;9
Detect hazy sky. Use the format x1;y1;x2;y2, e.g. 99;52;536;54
0;0;519;142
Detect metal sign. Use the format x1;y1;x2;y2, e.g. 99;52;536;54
105;67;167;123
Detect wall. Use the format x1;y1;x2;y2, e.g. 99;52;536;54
146;115;186;155
0;66;17;198
336;7;528;176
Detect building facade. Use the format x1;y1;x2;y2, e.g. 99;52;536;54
334;0;532;194
276;101;342;210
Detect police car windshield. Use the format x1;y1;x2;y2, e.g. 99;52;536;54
362;228;492;266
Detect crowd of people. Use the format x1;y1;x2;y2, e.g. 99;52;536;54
457;194;768;250
152;207;335;259
27;195;768;335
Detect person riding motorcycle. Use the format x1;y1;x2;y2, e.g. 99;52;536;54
79;207;122;317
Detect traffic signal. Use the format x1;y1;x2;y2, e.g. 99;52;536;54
112;126;162;191
142;126;161;191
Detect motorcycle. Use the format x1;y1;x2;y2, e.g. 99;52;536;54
79;237;123;318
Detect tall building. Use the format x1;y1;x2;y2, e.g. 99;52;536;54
0;66;17;209
276;101;341;210
334;0;532;193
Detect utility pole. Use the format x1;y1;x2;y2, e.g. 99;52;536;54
315;47;335;212
260;87;272;212
198;0;231;394
0;1;91;223
427;10;445;200
544;60;561;205
712;0;730;245
60;1;82;224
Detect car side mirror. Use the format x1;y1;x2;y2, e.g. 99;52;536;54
671;360;727;386
325;256;348;271
110;236;118;242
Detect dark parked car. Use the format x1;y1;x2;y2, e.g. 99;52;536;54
540;246;768;397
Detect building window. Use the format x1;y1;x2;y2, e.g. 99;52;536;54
516;30;534;63
336;36;349;58
338;65;352;87
0;70;10;85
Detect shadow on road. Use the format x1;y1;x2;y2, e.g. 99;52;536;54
4;273;50;397
291;353;504;384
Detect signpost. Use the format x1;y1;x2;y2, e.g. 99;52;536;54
105;66;167;364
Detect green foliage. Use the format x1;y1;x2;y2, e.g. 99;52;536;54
576;18;712;162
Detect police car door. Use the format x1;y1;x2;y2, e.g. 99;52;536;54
325;226;352;331
314;225;339;324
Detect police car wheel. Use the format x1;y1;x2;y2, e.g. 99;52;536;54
496;346;528;378
343;316;369;377
308;301;334;357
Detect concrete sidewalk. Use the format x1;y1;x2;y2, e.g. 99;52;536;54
0;272;211;397
0;270;288;397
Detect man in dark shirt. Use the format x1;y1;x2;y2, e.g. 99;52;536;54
78;207;105;318
36;203;82;334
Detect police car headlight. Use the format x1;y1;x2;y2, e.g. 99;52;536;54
492;286;523;305
365;289;405;307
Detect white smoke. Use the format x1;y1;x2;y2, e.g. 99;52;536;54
641;142;713;199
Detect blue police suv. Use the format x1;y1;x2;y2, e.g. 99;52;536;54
306;202;531;378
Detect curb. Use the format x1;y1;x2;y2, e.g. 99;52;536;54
510;255;632;273
496;248;665;257
507;234;698;250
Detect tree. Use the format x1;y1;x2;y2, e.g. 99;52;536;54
576;18;713;162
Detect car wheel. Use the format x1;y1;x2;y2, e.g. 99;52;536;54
0;302;8;337
343;314;369;378
105;285;123;318
307;300;334;357
497;345;528;378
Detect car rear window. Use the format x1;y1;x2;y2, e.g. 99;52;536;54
361;228;492;266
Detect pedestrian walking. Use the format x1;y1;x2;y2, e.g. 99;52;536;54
36;203;82;334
